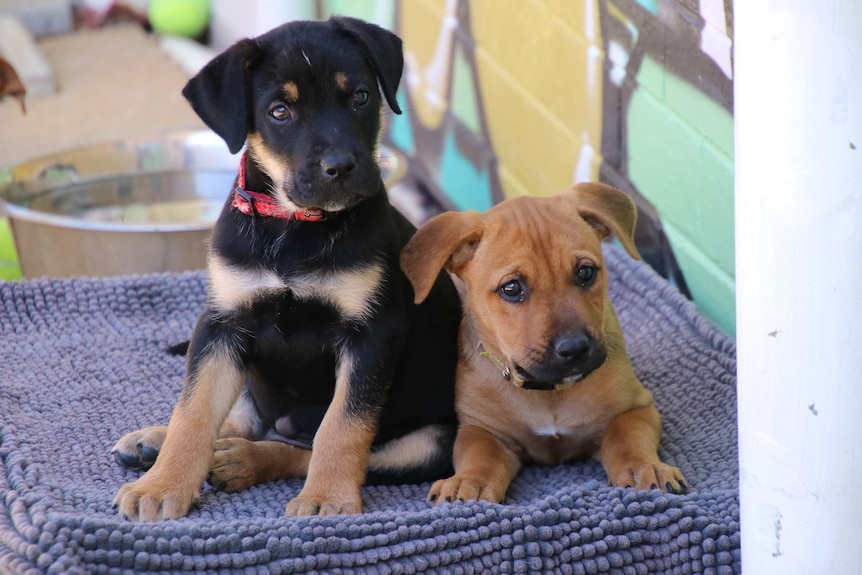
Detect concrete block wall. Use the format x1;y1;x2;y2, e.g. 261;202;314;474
322;0;736;334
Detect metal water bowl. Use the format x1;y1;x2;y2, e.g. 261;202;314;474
0;131;404;278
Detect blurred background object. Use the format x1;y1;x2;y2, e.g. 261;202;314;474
0;0;736;335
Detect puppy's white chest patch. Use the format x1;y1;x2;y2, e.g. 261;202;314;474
207;256;385;320
532;424;572;439
289;264;384;321
208;256;285;311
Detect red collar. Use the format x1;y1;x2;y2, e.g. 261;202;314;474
231;152;326;221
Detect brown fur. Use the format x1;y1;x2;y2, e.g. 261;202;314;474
113;349;245;519
401;183;687;503
335;72;349;91
282;81;299;102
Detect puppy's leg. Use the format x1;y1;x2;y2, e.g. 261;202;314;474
285;350;384;517
599;405;688;493
428;424;521;504
113;318;247;521
209;423;454;492
114;387;262;473
208;439;312;492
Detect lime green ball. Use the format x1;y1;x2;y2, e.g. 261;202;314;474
149;0;210;38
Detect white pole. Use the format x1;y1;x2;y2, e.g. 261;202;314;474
735;1;862;573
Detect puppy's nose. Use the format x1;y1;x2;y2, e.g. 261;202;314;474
553;333;591;364
320;152;356;179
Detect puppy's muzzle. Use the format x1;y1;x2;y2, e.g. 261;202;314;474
516;331;607;391
320;151;356;180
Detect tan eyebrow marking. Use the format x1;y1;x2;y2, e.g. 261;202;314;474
335;72;349;91
283;81;299;102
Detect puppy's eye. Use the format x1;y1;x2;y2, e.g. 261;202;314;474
499;280;527;303
353;90;369;108
269;104;291;122
575;264;597;288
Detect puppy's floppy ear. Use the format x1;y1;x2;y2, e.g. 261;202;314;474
401;211;483;304
330;16;403;114
182;39;260;154
565;183;641;260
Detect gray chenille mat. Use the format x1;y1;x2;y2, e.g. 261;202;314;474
0;245;739;574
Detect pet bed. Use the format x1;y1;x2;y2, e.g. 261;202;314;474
0;245;739;574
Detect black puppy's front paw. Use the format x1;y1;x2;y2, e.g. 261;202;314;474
111;425;167;470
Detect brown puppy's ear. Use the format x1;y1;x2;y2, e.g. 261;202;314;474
565;183;641;260
182;39;260;154
330;16;403;114
401;211;483;304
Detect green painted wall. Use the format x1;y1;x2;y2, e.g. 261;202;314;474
627;56;735;333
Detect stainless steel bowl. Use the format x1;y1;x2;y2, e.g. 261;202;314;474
0;131;405;278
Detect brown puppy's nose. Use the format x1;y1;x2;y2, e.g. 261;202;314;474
553;333;591;364
320;152;356;179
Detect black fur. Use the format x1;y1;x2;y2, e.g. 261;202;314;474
174;17;459;482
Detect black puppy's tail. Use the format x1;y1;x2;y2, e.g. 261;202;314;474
167;341;190;356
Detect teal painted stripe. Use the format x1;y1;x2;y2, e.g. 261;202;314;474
440;130;493;212
389;90;415;155
633;0;658;14
664;221;736;336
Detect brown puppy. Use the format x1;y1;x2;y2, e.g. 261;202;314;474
400;183;687;504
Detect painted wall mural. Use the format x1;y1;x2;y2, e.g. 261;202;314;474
323;0;735;334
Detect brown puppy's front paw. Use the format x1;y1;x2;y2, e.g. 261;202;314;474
608;462;688;494
427;474;505;504
111;425;167;470
285;491;362;517
208;437;261;492
113;475;199;521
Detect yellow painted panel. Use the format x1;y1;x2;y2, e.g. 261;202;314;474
498;164;530;200
399;0;450;130
470;0;604;197
542;0;595;38
474;50;582;198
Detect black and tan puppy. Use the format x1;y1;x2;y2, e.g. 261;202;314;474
112;17;460;520
400;184;687;504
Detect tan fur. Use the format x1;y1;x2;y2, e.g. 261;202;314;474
208;423;452;493
366;424;450;471
246;133;299;212
286;351;376;516
335;72;349;91
113;348;245;520
401;183;687;504
283;81;299;102
219;391;260;439
290;264;385;321
210;438;312;492
208;254;284;311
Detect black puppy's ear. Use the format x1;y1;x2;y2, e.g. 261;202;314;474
182;39;260;154
330;16;404;114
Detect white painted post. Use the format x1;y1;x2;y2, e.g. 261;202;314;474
735;1;862;573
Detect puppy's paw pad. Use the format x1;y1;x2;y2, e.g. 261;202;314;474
428;475;503;504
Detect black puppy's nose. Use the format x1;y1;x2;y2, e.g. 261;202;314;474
320;152;356;179
553;333;591;363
